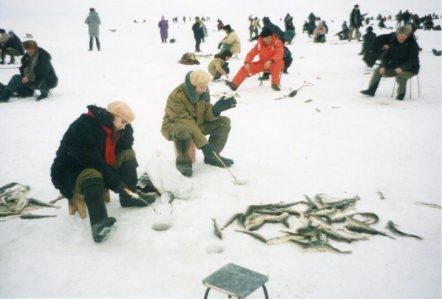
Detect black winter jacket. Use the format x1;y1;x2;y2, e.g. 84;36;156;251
262;17;285;42
381;35;420;74
363;32;396;67
350;9;363;28
50;105;134;199
2;34;24;55
19;47;58;88
362;31;377;55
192;22;204;40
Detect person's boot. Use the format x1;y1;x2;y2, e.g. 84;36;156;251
89;38;93;51
9;56;15;64
82;179;116;243
396;93;405;101
360;82;379;97
225;80;237;91
202;144;233;168
118;159;156;207
0;89;12;102
174;138;193;177
36;91;49;101
271;84;281;91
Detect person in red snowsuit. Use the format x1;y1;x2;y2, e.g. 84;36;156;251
226;27;284;91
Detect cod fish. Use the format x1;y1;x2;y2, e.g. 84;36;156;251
386;221;423;240
245;212;290;231
20;214;57;219
212;219;223;239
345;218;394;239
235;229;267;243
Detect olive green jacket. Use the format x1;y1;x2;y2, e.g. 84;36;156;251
208;57;227;77
161;77;218;148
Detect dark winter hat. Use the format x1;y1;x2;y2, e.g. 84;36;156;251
220;50;233;59
260;27;273;37
262;17;270;25
367;26;373;31
223;25;232;32
0;29;6;34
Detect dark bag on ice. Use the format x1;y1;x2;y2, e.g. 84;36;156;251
179;52;200;65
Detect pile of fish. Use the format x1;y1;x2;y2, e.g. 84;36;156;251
213;194;422;254
0;182;59;219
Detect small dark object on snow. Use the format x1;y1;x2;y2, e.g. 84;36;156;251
20;214;56;219
274;83;313;100
432;49;442;56
170;38;176;43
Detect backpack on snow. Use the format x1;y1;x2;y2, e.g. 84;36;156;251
179;52;200;65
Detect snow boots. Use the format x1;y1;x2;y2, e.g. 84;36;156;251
201;144;234;167
118;159;156;207
360;82;379;97
396;93;405;101
271;84;281;91
174;138;193;177
82;178;116;243
225;80;238;91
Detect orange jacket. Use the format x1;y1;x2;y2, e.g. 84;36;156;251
244;35;284;64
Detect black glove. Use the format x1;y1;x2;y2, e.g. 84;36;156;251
201;143;216;158
217;43;222;49
212;96;237;116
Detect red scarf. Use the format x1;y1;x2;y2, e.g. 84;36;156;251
87;111;119;166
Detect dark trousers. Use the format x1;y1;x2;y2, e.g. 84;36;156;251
284;55;293;72
89;37;101;51
3;74;48;97
195;38;202;52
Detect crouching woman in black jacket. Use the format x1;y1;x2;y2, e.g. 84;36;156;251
51;102;156;242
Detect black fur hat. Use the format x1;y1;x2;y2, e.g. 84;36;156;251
260;27;273;37
223;25;232;32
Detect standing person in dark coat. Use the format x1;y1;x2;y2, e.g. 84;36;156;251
51;102;156;242
0;31;24;64
284;13;295;44
361;26;420;100
192;17;204;52
85;8;101;51
359;26;376;55
0;40;58;102
158;16;169;43
348;4;364;41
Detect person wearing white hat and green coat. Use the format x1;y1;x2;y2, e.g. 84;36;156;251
162;70;237;177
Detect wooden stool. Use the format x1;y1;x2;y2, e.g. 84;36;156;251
68;189;110;219
202;263;269;299
173;141;196;163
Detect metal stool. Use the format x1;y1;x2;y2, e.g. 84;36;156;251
391;74;420;99
202;263;269;299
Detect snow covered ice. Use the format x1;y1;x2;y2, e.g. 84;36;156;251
0;0;440;298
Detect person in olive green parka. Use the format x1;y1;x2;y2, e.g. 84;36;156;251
161;70;237;177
